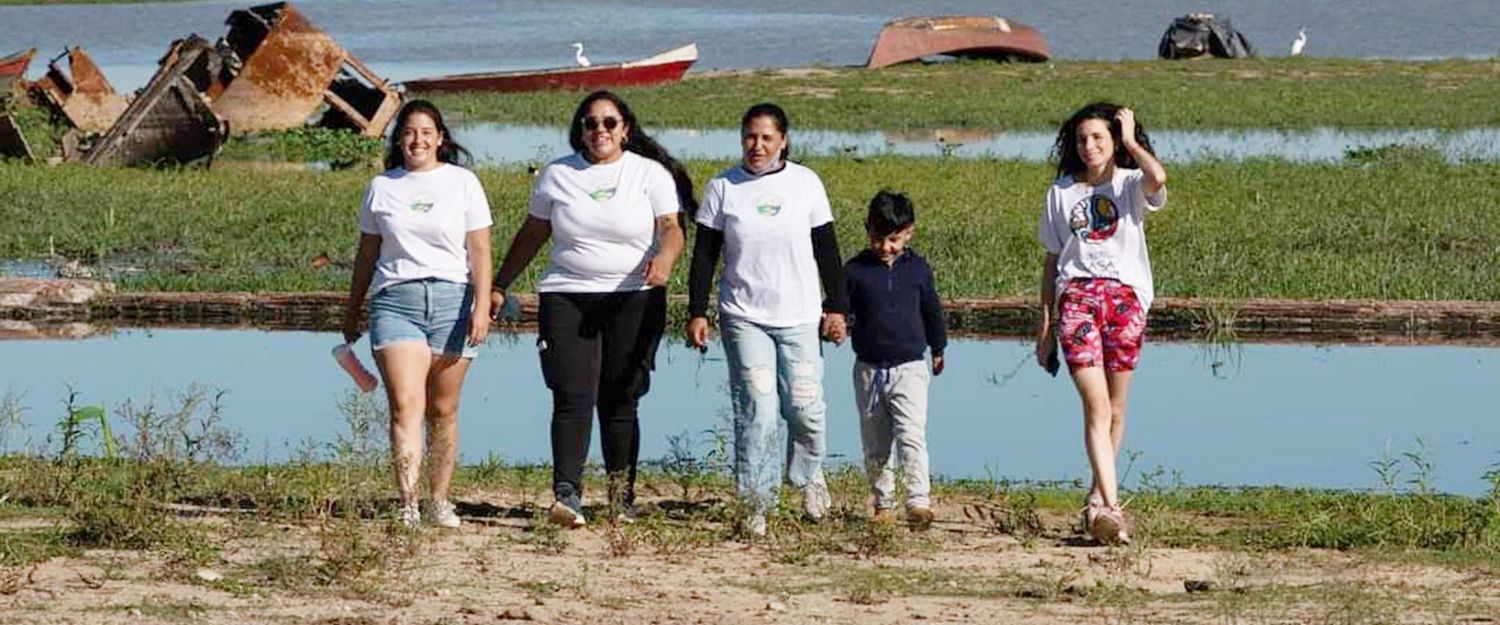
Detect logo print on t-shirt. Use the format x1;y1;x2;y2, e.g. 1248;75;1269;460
408;194;435;213
1068;194;1118;241
589;186;618;201
754;195;783;217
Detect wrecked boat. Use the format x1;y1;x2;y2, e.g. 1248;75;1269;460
866;16;1050;68
211;2;400;137
1;48;37;92
402;42;698;93
85;37;229;167
30;47;130;134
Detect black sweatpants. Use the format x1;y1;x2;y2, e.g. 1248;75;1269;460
538;288;666;503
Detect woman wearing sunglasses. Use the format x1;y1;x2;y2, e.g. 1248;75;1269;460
686;102;847;537
492;90;696;528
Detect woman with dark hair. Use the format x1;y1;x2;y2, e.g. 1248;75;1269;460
1036;102;1167;545
491;90;692;528
342;99;493;528
687;102;846;537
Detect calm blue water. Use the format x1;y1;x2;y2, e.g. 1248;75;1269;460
1;329;1495;496
1;0;1495;90
457;124;1500;165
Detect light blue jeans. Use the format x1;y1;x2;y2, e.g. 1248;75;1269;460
721;318;828;511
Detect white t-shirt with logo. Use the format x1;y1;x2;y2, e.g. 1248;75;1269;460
696;162;834;327
358;164;494;295
529;151;681;293
1037;167;1168;310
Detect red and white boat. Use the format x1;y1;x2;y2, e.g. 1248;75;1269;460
403;43;698;93
1;48;38;90
867;16;1050;68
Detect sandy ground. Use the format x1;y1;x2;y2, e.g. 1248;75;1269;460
3;490;1497;625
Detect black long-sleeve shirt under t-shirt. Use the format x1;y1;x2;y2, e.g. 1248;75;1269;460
844;248;947;368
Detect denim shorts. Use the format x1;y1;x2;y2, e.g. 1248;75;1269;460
369;278;478;359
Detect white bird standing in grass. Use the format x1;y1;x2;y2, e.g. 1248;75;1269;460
571;42;591;67
1291;28;1307;56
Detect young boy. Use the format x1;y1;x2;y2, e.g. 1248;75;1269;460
844;190;947;530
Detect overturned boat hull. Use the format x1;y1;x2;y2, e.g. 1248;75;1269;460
403;43;697;93
86;37;228;167
866;16;1050;68
31;47;130;133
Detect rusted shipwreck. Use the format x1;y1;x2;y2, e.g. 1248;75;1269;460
2;2;399;167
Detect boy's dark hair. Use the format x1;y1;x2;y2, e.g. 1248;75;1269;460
866;190;915;236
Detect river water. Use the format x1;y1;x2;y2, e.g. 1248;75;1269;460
1;329;1495;496
2;0;1496;91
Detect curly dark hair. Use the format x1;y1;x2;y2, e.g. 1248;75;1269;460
1051;101;1156;178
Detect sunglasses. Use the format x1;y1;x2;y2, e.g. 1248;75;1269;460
581;116;621;131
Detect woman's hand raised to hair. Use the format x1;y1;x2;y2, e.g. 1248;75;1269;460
1115;108;1138;147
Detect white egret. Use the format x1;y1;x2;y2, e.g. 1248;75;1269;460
1290;28;1307;56
571;42;591;67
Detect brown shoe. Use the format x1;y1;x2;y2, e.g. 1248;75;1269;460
905;505;935;531
872;507;898;525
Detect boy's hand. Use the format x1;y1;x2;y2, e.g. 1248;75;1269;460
821;312;846;345
931;354;944;376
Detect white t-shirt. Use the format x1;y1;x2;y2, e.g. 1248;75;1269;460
529;151;680;293
1038;167;1168;310
696;162;834;327
358;164;493;295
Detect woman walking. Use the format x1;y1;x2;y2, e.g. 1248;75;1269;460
687;102;847;537
492;90;694;528
1036;102;1168;545
342;99;493;528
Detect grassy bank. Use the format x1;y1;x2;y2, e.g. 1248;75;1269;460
422;58;1500;131
3;152;1498;300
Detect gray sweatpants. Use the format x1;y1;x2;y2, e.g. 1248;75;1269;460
853;359;931;509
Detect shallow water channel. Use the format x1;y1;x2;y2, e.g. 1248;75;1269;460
1;329;1494;496
457;124;1500;165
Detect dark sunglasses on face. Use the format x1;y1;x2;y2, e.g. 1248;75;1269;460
582;117;621;131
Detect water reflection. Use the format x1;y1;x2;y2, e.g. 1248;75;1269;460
1;329;1494;495
456;123;1500;165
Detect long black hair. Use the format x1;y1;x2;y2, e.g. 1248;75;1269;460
568;90;698;215
1051;101;1155;178
384;99;472;171
741;102;791;162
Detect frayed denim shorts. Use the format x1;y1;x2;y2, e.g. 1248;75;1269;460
369;278;478;359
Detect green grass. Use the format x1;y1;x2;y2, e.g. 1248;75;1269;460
423;58;1500;131
3;153;1498;300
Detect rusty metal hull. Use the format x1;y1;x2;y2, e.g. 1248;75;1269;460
213;2;399;137
0;114;32;160
867;16;1051;68
0;48;35;92
31;47;130;133
86;37;228;167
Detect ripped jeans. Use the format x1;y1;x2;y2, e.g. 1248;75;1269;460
720;318;827;511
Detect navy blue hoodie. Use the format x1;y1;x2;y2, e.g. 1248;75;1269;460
844;248;947;368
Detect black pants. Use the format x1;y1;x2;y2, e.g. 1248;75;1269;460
538;288;666;503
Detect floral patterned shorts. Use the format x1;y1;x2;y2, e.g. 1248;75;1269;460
1056;278;1146;372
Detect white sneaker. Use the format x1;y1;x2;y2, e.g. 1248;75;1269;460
747;513;767;538
802;481;831;522
431;500;461;529
398;502;421;528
